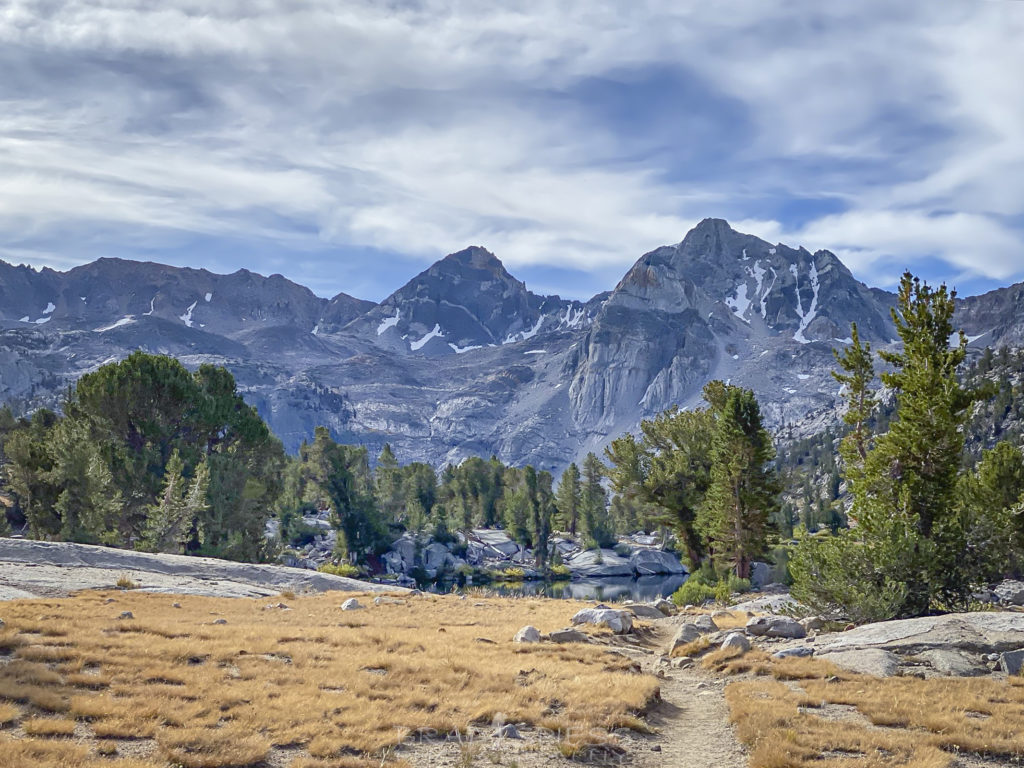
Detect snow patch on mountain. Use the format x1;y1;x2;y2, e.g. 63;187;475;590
94;316;135;332
504;316;544;344
410;323;443;351
43;302;55;314
792;262;820;344
205;292;212;302
726;283;751;321
377;309;400;336
144;297;156;316
561;306;585;328
449;342;482;354
180;301;198;328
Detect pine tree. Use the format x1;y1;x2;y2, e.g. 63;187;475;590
374;444;404;526
793;273;983;619
142;452;210;554
525;467;555;571
46;418;122;544
554;463;582;535
580;453;613;548
700;388;779;579
604;405;714;567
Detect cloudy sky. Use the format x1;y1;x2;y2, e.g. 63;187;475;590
2;1;1023;301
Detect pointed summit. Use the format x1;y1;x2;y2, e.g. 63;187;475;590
442;246;506;274
352;246;583;355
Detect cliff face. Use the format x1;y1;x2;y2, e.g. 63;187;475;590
0;220;1011;472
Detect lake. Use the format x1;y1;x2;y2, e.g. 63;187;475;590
452;573;688;601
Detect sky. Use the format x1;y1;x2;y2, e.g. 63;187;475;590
2;2;1024;302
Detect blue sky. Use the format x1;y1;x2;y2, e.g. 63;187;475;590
2;2;1024;302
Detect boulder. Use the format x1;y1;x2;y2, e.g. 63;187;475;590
730;593;800;614
668;624;702;653
623;603;666;619
471;529;520;558
654;598;676;616
1000;649;1024;676
815;613;1024;656
800;616;825;633
422;542;451;572
629;549;687;576
565;549;633;578
571;607;633;634
773;646;813;659
631;533;660;547
493;723;522;739
340;598;363;611
513;626;541;644
548;628;589;644
721;632;751;653
382;551;406;575
994;580;1024;606
393;536;417;567
746;616;806;639
915;649;988;677
748;561;772;590
694;614;719;634
822;649;901;678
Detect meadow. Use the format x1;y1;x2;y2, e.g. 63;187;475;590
0;589;660;767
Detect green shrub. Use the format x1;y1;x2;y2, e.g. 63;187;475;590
317;562;361;578
495;567;525;581
672;568;750;607
672;579;716;607
714;575;750;604
548;564;572;580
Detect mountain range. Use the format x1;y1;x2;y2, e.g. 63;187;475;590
1;218;1019;474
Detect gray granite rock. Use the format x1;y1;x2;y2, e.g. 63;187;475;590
548;628;589;644
571;607;633;634
721;632;750;653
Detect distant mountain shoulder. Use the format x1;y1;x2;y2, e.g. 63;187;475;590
0;219;1018;472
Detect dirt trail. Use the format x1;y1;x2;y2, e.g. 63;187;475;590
645;665;747;768
613;622;747;768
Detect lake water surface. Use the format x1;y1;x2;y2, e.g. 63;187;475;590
462;573;688;601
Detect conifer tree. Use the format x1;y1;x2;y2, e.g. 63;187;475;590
700;387;779;579
374;444;404;526
143;451;210;554
554;463;582;535
580;453;613;548
793;273;984;619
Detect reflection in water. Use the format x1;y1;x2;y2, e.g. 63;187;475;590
452;574;688;602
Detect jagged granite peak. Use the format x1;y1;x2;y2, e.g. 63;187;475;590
664;219;895;343
317;293;378;335
350;246;590;355
0;257;340;339
1;222;1020;474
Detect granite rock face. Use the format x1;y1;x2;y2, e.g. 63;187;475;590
2;219;1016;472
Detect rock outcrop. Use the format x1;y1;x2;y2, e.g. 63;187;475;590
0;538;406;599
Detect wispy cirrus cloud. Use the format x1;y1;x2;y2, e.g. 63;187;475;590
1;1;1022;299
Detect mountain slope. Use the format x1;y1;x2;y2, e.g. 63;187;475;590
0;220;1016;472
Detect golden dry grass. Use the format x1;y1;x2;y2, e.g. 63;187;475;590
720;652;1024;767
0;590;660;767
21;716;77;736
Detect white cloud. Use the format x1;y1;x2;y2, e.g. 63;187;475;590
0;0;1022;295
